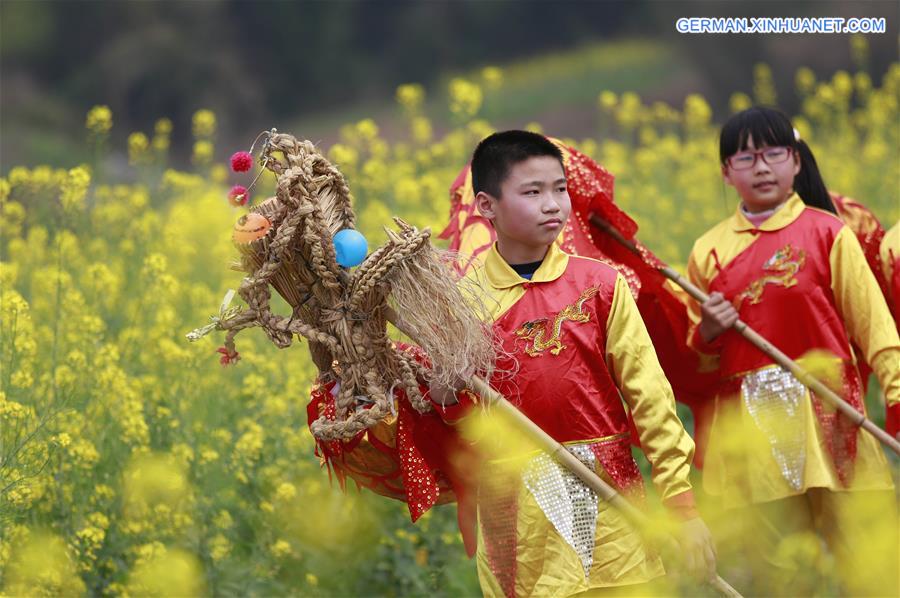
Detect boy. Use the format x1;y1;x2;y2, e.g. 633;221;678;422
431;131;716;597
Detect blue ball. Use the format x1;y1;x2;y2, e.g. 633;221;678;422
333;229;368;267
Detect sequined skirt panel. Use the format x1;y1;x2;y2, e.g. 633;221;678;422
702;365;894;508
474;438;664;598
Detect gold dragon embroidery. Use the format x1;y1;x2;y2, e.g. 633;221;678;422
734;244;806;309
514;286;599;357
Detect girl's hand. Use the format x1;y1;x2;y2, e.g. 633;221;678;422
699;292;739;343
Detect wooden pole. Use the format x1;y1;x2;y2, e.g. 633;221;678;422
587;212;900;456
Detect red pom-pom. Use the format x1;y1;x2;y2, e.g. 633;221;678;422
216;346;240;366
228;185;248;207
230;151;253;172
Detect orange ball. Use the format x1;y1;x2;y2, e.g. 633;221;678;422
233;213;271;244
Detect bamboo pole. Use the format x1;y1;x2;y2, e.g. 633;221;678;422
587;212;900;456
384;307;742;598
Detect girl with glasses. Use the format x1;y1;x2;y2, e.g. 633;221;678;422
684;106;899;596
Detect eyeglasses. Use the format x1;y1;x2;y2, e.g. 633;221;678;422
725;146;793;171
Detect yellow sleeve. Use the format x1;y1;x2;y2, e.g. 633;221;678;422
605;274;696;502
830;226;900;406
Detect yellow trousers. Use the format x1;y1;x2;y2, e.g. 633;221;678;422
711;488;898;597
568;580;668;597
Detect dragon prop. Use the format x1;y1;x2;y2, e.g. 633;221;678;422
188;130;496;444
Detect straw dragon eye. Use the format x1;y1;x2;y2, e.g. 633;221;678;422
232;213;271;244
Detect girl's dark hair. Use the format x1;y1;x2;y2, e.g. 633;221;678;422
719;106;835;214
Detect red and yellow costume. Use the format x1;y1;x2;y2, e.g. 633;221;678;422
686;194;899;503
441;140;720;462
433;243;697;597
686;194;899;594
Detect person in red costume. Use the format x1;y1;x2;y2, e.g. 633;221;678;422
441;135;722;467
687;106;899;596
433;131;716;597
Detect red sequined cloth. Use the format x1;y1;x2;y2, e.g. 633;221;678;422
809;362;863;487
479;468;519;598
589;435;646;501
308;381;459;520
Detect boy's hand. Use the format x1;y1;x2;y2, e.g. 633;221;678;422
699;292;739;343
427;366;474;407
428;379;461;406
677;516;717;581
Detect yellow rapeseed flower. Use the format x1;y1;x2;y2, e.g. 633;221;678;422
850;34;869;69
270;539;293;559
832;70;853;99
127;547;206;596
729;92;752;114
394;178;421;209
209;534;231;563
234;421;264;462
155;117;173;136
615;92;642;129
396;83;425;113
0;260;18;287
448;78;483;119
792;116;812;144
795;67;816;96
53;432;72;448
355;118;380;141
128;132;150;165
411;116;433;144
86;105;112;136
481;66;503;90
328;143;359;169
597;90;617;111
854;72;872;97
60;166;91;213
123;453;189;512
199;447;220;464
192;140;214;166
213;509;234;530
275;481;297;501
1;201;26;238
683;94;712;129
1;530;86;596
192;109;217;138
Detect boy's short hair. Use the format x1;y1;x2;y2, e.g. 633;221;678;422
471;130;565;198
